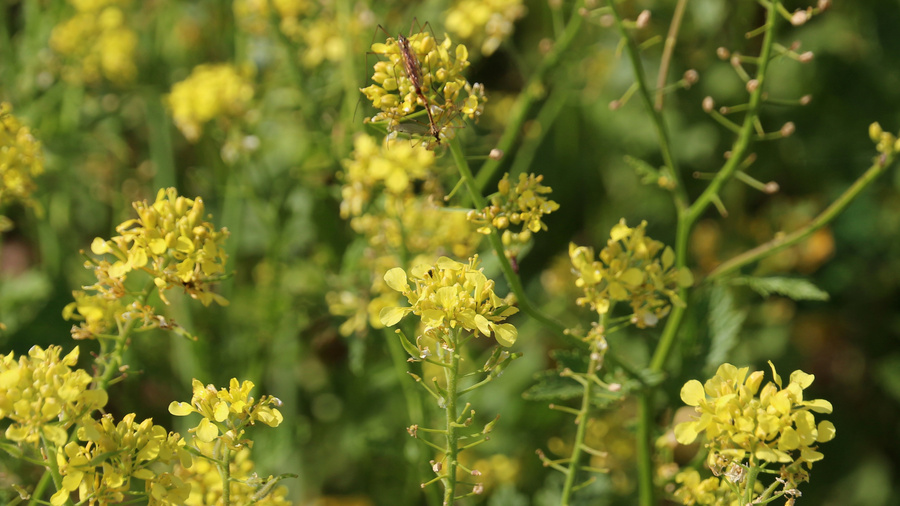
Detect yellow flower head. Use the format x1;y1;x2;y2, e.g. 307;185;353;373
50;3;137;85
360;31;486;147
0;102;44;227
469;172;560;236
90;187;230;307
168;378;284;450
0;346;107;446
340;134;436;218
51;413;192;506
569;219;693;328
675;362;836;468
379;256;518;347
868;122;900;156
166;64;254;142
445;0;526;56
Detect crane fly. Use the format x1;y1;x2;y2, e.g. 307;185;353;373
395;32;441;145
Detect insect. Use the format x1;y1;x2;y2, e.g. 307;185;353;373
361;23;478;148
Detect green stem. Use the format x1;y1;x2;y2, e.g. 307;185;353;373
559;315;608;505
629;3;780;505
41;436;73;506
608;1;688;211
27;469;52;506
706;152;897;280
442;329;462;505
744;458;760;505
219;445;232;506
94;279;157;391
474;0;586;192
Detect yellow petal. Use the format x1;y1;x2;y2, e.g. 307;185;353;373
196;418;218;442
383;268;410;292
168;401;194;416
816;420;836;442
379;306;409;327
674;421;699;445
492;323;517;347
680;380;705;406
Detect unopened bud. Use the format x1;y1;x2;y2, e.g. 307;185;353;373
489;148;503;160
636;10;651;29
609;100;622;110
473;483;484;495
746;79;759;93
799;95;812;105
791;10;808;26
431;460;442;473
599;14;614;27
609;383;622;392
702;96;715;112
869;122;884;142
716;47;730;60
798;51;814;63
539;38;553;54
780;122;795;137
764;181;780;194
818;0;831;10
683;69;699;86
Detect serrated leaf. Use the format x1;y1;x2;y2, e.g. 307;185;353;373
522;372;584;402
705;285;747;372
549;349;589;372
730;276;829;301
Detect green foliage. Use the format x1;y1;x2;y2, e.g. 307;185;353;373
730;276;830;301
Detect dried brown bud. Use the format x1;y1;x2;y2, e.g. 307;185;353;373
791;10;809;26
489;148;503;160
780;122;796;137
716;47;730;60
636;10;651;29
683;69;699;86
764;181;780;194
799;51;814;63
818;0;831;10
609;100;622;110
799;95;812;105
702;96;715;112
746;79;759;93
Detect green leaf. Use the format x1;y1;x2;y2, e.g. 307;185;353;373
705;284;747;371
730;276;830;301
522;371;584;402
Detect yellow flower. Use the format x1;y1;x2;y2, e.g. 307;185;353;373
50;3;137;85
360;31;486;146
169;378;284;450
51;413;191;506
445;0;526;56
0;102;44;228
166;64;254;142
468;172;560;235
0;346;107;446
569;219;693;328
675;362;836;468
90;187;230;307
379;256;518;346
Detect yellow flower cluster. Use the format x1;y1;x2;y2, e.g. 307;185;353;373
675;362;836;468
52;413;192;506
445;0;526;56
233;0;311;37
340;134;435;219
168;378;284;450
360;31;486;146
0;103;44;230
569;219;693;328
672;467;762;506
380;256;519;347
175;442;293;505
0;346;107;446
329;134;482;337
869;122;900;156
166;64;254;142
91;187;230;306
49;0;137;85
467;172;559;246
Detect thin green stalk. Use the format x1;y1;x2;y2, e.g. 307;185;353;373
41;436;73;506
633;4;781;505
608;1;688;212
219;445;232;506
654;0;690;111
706;152;897;280
559;314;608;505
442;329;462;504
474;0;586;192
94;279;156;391
26;469;52;506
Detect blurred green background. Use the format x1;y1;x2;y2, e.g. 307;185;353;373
2;0;899;504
